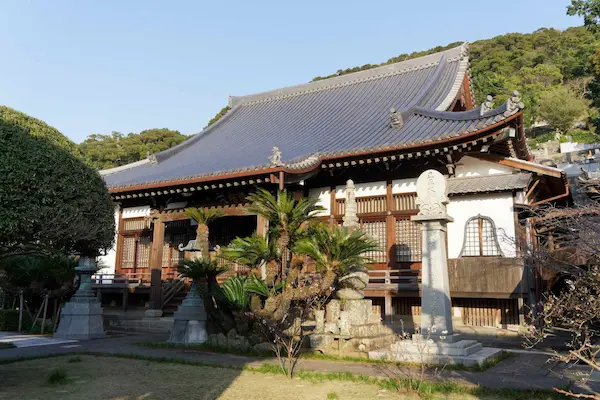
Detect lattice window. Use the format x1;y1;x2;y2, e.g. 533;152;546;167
136;236;151;268
395;218;422;262
123;218;148;232
459;215;503;257
362;220;386;263
121;236;136;269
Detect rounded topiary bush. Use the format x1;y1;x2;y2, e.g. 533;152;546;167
0;112;115;256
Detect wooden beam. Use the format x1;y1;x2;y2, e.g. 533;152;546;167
471;153;563;179
114;208;124;273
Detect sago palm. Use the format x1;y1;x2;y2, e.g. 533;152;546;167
185;207;224;258
294;226;379;277
247;189;324;277
178;257;227;295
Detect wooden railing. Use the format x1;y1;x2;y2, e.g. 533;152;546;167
163;273;189;306
392;193;417;212
334;193;417;215
365;269;420;291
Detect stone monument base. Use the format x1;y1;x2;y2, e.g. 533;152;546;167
309;299;396;355
368;335;503;367
54;302;105;340
168;283;207;344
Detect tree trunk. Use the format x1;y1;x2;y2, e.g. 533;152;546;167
196;224;210;260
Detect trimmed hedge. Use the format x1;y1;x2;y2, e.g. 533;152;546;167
0;112;115;256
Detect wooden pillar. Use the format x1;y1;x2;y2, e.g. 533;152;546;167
386;181;394;267
279;171;285;191
114;208;124;273
148;218;165;313
384;293;393;324
329;185;336;227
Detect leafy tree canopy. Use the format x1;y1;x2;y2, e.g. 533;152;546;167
78;128;190;170
0;114;115;257
0;106;79;156
537;86;588;134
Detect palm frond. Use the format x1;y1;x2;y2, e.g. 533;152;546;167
220;234;279;268
177;257;227;280
221;275;249;309
245;273;284;297
294;226;379;276
184;207;224;225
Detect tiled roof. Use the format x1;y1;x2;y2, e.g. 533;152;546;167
103;43;522;190
448;173;532;195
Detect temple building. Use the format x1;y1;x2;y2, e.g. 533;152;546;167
98;43;570;328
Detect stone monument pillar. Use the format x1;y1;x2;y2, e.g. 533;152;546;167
411;170;454;339
342;179;359;230
54;256;105;340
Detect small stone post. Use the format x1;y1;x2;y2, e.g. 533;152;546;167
411;170;454;339
54;256;105;340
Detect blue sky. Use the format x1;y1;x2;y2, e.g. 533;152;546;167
0;1;582;143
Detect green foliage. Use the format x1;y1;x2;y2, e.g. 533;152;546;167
0;115;115;257
537;86;588;133
245;274;284;298
0;106;78;155
294;226;379;276
568;0;600;31
206;106;230;127
247;189;324;249
184;208;224;226
565;129;600;143
220;276;249;310
0;254;78;290
46;368;68;385
221;234;278;269
78;128;190;170
177;257;227;281
0;310;19;331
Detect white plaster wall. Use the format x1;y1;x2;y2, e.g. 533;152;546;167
122;205;151;219
454;156;516;178
447;193;516;258
308;187;331;216
97;206;120;275
392;177;417;194
335;181;386;198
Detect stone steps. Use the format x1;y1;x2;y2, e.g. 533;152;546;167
104;316;173;334
369;346;503;367
390;339;483;356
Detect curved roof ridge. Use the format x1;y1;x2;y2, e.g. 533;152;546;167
229;43;468;107
412;100;518;121
435;42;470;111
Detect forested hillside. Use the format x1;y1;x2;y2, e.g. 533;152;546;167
78;128;189;170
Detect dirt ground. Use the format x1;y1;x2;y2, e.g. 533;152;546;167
0;355;503;400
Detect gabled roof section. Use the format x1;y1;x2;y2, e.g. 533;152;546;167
104;44;487;191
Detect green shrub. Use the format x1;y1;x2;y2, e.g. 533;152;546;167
0;310;19;331
567;130;600;144
0;114;115;256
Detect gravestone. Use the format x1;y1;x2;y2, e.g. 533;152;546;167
54;257;105;340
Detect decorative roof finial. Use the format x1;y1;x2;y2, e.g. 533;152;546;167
389;107;403;128
480;95;494;116
506;90;524;113
268;146;283;166
147;152;158;165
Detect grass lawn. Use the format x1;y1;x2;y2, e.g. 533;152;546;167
0;355;560;400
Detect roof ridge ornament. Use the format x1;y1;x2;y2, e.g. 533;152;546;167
268;146;284;166
390;107;404;128
506;90;524;114
480;95;494;116
147;152;158;165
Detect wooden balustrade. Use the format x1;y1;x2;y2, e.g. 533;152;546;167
333;193;417;215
